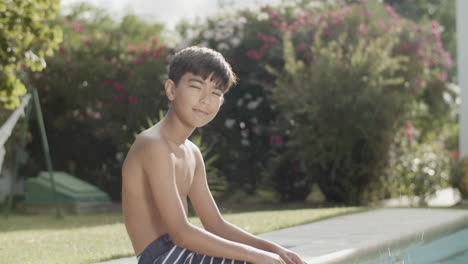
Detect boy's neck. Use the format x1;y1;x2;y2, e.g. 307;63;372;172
159;109;195;145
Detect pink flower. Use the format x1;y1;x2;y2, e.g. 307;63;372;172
414;79;426;90
297;43;308;52
269;11;279;19
151;51;160;59
114;94;126;102
269;136;283;147
404;120;414;141
431;21;440;34
439;71;447;82
378;20;387;31
134;57;145;64
259;44;270;55
127;43;137;53
128;96;136;104
398;42;409;51
251;125;259;134
113;82;125;91
59;45;66;52
73;21;84;33
257;32;266;41
358;24;367;35
293;164;301;173
385;4;399;19
452;151;459;160
140;50;150;57
265;36;276;44
150;36;159;43
323;28;332;39
443;51;453;67
247;50;261;60
86;107;93;116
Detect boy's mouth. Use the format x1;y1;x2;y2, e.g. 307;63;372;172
193;108;209;115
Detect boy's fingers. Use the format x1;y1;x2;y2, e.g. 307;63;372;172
289;253;304;264
282;254;295;264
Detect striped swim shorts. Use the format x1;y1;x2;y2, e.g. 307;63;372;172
137;234;249;264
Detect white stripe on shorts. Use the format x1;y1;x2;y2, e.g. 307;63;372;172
174;248;187;263
161;245;177;264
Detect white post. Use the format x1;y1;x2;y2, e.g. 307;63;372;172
458;0;468;159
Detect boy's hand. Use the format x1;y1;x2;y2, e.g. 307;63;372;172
273;246;307;264
252;250;287;264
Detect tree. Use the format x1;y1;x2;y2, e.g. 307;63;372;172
0;0;62;108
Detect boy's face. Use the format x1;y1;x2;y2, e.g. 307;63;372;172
165;72;225;128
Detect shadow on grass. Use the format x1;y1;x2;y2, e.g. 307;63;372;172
0;212;125;232
1;201;370;233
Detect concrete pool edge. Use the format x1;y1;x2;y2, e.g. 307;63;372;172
330;212;468;264
257;208;468;264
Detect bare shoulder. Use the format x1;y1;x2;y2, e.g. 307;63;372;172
123;133;172;174
186;139;203;162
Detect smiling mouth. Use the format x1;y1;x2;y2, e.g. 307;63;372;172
193;108;209;115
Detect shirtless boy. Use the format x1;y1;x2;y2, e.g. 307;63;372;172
122;46;306;264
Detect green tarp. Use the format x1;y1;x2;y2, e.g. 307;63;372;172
24;171;111;204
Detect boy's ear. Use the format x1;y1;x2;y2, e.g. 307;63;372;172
164;79;176;101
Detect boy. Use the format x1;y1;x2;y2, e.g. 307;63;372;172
122;46;305;264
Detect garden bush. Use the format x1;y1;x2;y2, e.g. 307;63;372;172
183;0;454;204
385;128;452;204
23;3;169;200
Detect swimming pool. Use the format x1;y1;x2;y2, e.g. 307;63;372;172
358;227;468;264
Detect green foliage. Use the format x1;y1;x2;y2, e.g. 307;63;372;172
191;135;227;197
451;155;468;199
176;0;454;204
23;3;168;200
0;0;62;108
269;31;409;204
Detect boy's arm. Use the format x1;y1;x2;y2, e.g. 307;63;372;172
188;146;306;264
142;141;279;264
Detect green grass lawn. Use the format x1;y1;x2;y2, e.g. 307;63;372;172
0;206;365;264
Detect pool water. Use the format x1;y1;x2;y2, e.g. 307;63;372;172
435;249;468;264
359;227;468;264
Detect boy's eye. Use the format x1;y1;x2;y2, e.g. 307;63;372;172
212;92;222;97
190;86;201;89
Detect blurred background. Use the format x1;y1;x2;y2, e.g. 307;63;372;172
0;0;466;210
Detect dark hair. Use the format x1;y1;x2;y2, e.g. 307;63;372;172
168;46;237;93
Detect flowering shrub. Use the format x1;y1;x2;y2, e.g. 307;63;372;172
24;4;169;199
181;0;453;203
385;129;452;204
0;0;62;109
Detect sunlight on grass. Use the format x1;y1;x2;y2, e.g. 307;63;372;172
0;207;365;264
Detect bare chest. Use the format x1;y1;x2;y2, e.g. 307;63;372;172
171;150;196;196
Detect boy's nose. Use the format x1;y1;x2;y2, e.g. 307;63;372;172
199;91;210;104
